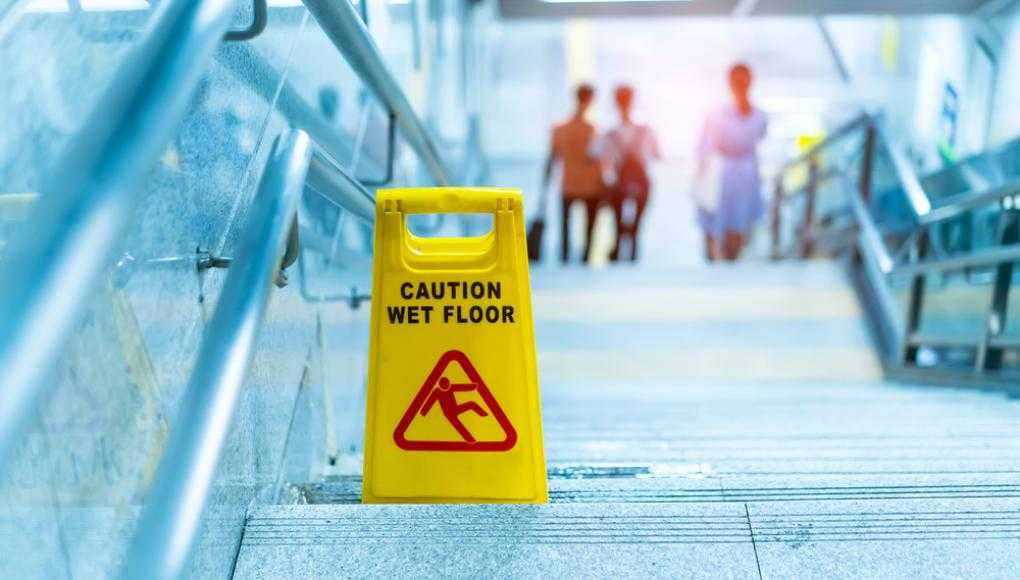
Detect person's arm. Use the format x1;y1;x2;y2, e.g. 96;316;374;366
646;126;662;161
696;112;716;176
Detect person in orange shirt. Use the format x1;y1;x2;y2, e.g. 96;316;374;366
543;84;605;263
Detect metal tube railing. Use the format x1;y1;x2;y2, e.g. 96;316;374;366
842;175;895;275
772;114;932;258
301;0;452;185
306;150;376;224
777;112;869;174
0;0;238;471
922;182;1020;225
873;120;932;218
889;244;1020;277
118;129;312;580
776;111;1020;378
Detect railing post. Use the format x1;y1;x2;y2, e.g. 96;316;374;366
770;178;784;260
900;230;930;366
798;156;820;258
977;207;1018;372
860;123;877;204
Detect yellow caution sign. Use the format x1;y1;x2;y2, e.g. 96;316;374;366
362;187;547;504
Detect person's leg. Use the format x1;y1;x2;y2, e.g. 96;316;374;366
561;196;572;263
609;190;623;262
704;233;716;262
732;232;746;260
722;231;743;261
628;192;650;261
582;197;599;263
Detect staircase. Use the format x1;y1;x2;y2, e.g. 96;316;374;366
232;263;1020;579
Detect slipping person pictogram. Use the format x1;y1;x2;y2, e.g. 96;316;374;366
393;350;517;452
420;377;489;443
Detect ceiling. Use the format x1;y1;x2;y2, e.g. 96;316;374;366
498;0;996;19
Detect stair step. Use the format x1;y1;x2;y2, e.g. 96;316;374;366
234;501;1020;579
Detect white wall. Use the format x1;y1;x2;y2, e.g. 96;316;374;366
989;5;1020;146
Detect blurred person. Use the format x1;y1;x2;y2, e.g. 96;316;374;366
696;63;767;261
542;83;604;263
595;85;660;262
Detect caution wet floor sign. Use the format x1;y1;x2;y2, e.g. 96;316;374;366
363;188;547;504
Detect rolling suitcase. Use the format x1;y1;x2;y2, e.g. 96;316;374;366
526;185;549;262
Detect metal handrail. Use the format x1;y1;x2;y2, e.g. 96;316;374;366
777;114;932;218
301;0;452;186
841;174;895;274
890;244;1020;277
306;150;377;224
922;181;1020;225
224;0;267;41
118;129;312;580
777;112;1020;378
872;120;932;218
778;112;869;173
835;171;1020;277
0;0;237;472
777;113;1020;243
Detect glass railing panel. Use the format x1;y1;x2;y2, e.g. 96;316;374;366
313;263;372;478
927;203;1007;259
0;4;153;208
865;139;918;257
0;424;72;578
1000;270;1020;343
914;270;991;341
375;0;419;90
287;22;392;180
920;164;973;202
772;132;864;255
2;0;470;574
0;201;69;577
0;10;177;555
994;138;1020;180
886;272;912;318
148;23;332;579
1;8;333;578
0;192;34;255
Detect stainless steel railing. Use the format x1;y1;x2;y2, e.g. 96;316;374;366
0;0;460;475
773;112;1020;382
118;129;313;580
306;151;377;224
301;0;452;185
4;1;466;572
0;0;238;471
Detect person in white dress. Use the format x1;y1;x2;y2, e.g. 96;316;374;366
696;64;767;261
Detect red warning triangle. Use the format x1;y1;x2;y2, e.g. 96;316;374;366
393;350;517;452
